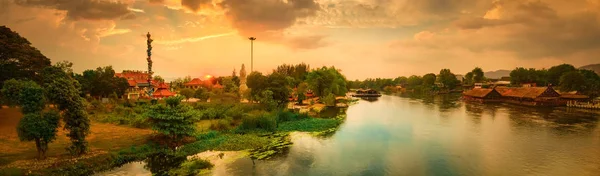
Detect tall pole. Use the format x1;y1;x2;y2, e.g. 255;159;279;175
147;32;154;97
248;37;256;72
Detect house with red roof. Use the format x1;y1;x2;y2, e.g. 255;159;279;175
115;70;160;99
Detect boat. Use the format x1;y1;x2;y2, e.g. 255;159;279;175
351;89;382;98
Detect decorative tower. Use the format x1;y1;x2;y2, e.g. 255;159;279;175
239;64;248;95
146;32;154;97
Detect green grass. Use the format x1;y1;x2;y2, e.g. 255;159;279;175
0;167;24;176
277;118;343;132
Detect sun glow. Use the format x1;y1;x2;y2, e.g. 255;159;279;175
205;75;213;79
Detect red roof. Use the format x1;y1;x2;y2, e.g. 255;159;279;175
153;89;175;98
156;82;170;89
184;78;204;86
127;80;136;87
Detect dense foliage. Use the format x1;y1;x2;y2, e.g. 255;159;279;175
42;66;91;155
2;79;60;159
0;26;51;88
306;66;348;97
74;66;130;98
147;96;197;145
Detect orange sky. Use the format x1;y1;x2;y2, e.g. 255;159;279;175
2;0;600;80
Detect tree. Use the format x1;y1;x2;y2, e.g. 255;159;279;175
0;26;51;88
257;90;278;111
247;72;268;102
394;76;408;85
114;77;130;98
305;66;347;97
265;72;291;108
296;82;308;104
221;77;239;93
54;60;74;75
179;88;195;100
42;66;90;155
464;72;473;85
559;71;586;92
153;75;165;83
194;88;210;102
406;75;422;88
422;73;436;86
17;112;60;160
147;96;196;146
438;69;459;89
2;79;60;160
547;64;576;86
322;93;336;107
471;67;484;83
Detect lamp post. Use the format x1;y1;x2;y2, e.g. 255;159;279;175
248;37;256;72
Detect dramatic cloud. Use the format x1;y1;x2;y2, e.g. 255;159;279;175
393;0;600;61
218;0;320;35
181;0;212;12
15;0;136;20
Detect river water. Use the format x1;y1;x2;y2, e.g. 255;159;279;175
101;94;600;176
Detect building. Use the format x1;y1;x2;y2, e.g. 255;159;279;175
153;82;175;98
115;71;158;99
495;86;563;106
184;78;205;89
462;88;503;103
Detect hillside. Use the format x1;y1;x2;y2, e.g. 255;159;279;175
483;70;511;79
579;64;600;75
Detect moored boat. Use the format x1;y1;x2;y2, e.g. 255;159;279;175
352;89;382;98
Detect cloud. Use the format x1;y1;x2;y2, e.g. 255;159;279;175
285;35;329;50
149;0;165;4
181;0;212;12
15;0;136;20
128;7;145;13
390;0;600;66
154;32;237;45
218;0;320;35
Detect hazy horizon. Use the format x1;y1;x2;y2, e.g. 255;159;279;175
2;0;600;80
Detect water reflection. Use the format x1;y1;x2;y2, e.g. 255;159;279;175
144;150;186;176
99;94;600;176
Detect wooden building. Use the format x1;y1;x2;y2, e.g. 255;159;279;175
462;88;503;103
495;86;563;106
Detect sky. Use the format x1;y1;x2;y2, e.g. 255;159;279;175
2;0;600;80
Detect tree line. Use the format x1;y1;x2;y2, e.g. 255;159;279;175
509;64;600;96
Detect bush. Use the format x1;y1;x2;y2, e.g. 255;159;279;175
169;158;214;176
322;93;336;107
210;117;233;131
238;112;277;132
276;111;298;122
196;131;219;140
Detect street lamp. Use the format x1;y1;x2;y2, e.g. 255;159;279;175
248;37;256;72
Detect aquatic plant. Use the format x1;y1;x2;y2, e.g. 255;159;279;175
248;133;293;160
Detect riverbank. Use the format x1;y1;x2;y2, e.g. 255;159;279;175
0;103;349;175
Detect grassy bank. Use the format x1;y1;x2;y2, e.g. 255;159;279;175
0;100;348;175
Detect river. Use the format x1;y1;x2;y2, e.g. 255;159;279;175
101;94;600;176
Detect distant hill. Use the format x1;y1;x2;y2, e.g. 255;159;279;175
484;70;511;79
579;64;600;75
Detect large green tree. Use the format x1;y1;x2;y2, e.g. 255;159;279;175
42;66;90;155
471;67;484;83
547;64;576;86
2;79;60;160
0;26;51;88
437;69;460;89
559;71;586;92
306;66;347;97
75;66;130;98
246;72;268;102
147;96;196;147
422;73;436;86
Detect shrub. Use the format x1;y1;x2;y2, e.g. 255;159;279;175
169;158;214;176
147;96;197;146
210;117;233;131
322;93;336;107
238;112;277;132
196;131;219;140
276;111;298;122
